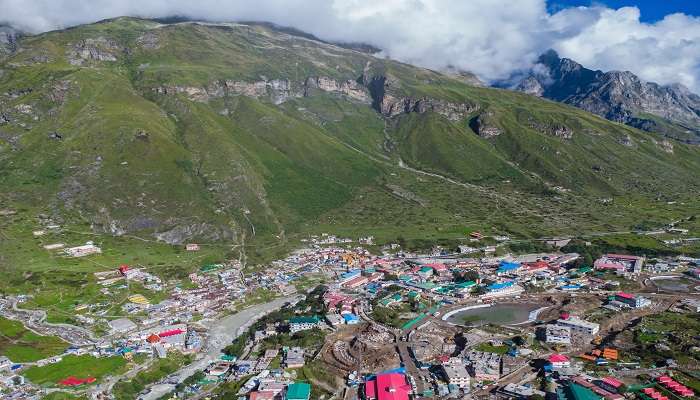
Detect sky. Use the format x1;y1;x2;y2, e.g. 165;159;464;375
1;0;700;92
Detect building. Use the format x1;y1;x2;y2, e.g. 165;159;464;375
285;347;305;368
442;364;470;388
545;324;572;345
364;372;411;400
596;377;624;394
343;313;360;325
108;318;137;334
64;243;102;257
480;281;524;299
497;261;521;275
503;383;546;399
325;313;343;327
286;382;311;400
613;292;651;308
594;254;644;274
466;351;501;382
289;316;321;333
548;354;571;370
557;316;600;335
185;243;200;251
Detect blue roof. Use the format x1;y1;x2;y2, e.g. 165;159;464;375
487;281;515;290
340;269;361;279
343;313;359;321
497;261;521;272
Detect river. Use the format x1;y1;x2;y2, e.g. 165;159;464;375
138;295;300;400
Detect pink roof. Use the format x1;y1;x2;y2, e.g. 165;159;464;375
657;376;672;383
425;263;447;271
615;292;635;300
375;373;410;400
365;380;377;399
548;354;570;363
158;329;185;337
605;253;642;260
643;388;656;394
602;377;623;388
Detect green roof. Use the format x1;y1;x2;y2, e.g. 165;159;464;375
567;383;602;400
289;316;320;324
455;280;476;288
407;290;420;298
286;382;311;400
419;266;434;273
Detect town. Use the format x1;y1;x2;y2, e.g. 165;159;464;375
1;231;700;400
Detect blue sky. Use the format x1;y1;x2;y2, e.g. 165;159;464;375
549;0;700;22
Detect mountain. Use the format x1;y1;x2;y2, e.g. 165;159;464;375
515;50;700;143
0;17;699;253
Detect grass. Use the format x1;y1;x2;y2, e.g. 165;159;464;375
22;354;128;386
474;343;510;354
0;317;67;362
1;16;700;322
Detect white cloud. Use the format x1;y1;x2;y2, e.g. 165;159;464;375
1;0;700;91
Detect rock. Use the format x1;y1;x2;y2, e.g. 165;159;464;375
470;112;503;138
136;32;160;49
305;76;371;103
67;37;121;65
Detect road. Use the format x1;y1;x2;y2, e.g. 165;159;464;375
137;295;300;400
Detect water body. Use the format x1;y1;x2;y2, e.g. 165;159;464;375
651;277;694;293
446;303;544;327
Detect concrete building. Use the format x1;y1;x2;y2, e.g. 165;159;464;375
557;316;600;335
614;292;651;308
442;364;470;388
545;324;572;345
108;318;137;334
285;347;305;368
289;316;321;333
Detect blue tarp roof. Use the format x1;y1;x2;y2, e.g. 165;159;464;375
487;281;515;290
497;261;521;272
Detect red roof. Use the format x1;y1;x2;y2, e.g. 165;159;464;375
118;265;129;274
615;292;635;300
601;377;623;388
147;334;161;343
365;373;410;400
425;263;447;271
548;354;570;363
657;376;672;383
59;376;96;386
525;261;549;270
158;329;185;337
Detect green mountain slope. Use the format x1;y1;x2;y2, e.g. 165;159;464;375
1;17;699;256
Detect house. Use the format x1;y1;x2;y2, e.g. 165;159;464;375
364;372;411;400
325;313;343;327
343;313;360;325
185;243;200;251
613;292;650;308
497;261;521;275
285;347;305;368
596;377;624;393
286;382;311;400
481;281;524;299
548;354;571;370
289;316;321;333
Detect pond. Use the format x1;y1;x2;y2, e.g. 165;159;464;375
651;277;697;293
444;302;545;327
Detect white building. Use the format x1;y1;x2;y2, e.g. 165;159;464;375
64;243;102;257
108;318;137;334
442;364;470;388
545;324;572;345
556;316;599;335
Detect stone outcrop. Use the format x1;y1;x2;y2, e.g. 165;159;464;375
67;37;122;65
527;118;574;139
469;111;503;138
366;75;478;121
305;76;371;103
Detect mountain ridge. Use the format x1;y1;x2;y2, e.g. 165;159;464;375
514;49;700;143
0;17;698;251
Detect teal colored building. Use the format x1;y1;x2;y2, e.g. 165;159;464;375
286;382;311;400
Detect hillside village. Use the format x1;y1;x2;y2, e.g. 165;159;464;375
1;229;699;400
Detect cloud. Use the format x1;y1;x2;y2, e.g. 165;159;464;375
1;0;700;91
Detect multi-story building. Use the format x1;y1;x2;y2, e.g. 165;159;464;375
556;316;600;336
545;324;572;345
442;364;470;388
